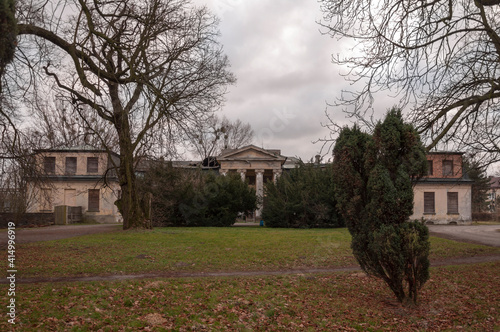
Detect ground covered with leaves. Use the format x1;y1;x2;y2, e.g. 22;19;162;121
1;263;498;331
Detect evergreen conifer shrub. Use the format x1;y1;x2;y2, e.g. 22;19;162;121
332;109;430;305
139;164;256;227
262;163;344;228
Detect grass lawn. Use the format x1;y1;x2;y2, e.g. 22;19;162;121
8;227;500;278
1;227;499;331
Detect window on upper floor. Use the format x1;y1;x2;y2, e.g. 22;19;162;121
442;160;453;176
427;160;433;176
87;157;99;173
43;157;56;174
65;157;77;175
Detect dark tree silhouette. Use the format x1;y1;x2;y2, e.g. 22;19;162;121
13;0;235;229
320;0;500;166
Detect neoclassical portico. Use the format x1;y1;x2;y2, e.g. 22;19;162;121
217;145;287;218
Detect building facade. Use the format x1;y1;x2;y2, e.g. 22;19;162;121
410;152;473;224
217;145;287;217
27;147;122;223
26;146;472;225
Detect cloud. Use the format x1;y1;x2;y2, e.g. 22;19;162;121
198;0;372;159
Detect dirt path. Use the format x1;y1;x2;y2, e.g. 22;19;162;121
5;254;500;285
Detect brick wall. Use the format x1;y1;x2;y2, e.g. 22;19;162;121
426;153;463;179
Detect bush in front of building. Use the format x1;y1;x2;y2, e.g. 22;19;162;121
179;172;257;226
139;163;256;227
262;163;344;228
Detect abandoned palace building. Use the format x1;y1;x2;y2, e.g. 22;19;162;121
26;145;473;225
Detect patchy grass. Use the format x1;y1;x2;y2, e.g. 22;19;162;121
472;221;500;225
7;227;500;278
2;262;499;331
429;236;500;260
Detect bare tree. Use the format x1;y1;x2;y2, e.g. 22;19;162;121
319;0;500;167
185;115;253;161
29;97;119;151
221;117;254;152
0;0;17;92
0;129;52;219
13;0;235;229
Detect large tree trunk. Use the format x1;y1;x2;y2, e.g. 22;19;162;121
111;84;151;230
118;142;151;230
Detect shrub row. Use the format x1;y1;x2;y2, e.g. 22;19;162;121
139;163;256;227
262;163;344;228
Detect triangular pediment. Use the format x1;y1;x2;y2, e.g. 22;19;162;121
218;145;286;161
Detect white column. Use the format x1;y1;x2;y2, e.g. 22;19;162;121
255;169;264;218
238;169;247;182
273;169;282;183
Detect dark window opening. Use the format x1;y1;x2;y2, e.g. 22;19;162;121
87;157;99;173
424;192;435;214
44;157;56;174
88;189;100;212
447;192;459;214
443;160;453;176
427;160;433;176
65;157;77;174
247;175;256;186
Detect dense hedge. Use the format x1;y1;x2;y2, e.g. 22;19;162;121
262;163;344;228
139;163;256;227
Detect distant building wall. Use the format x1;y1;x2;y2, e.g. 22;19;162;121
426;153;463;179
27;148;122;224
411;182;472;224
411;152;472;224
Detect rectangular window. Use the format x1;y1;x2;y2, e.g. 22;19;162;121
87;157;99;173
443;160;453;176
447;192;459;214
44;157;56;174
424;192;435;214
88;189;100;212
65;157;77;174
427;160;433;176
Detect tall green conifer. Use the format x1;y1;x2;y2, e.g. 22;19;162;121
332;109;430;305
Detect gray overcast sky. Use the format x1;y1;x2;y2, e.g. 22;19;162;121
199;0;365;161
199;0;500;174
